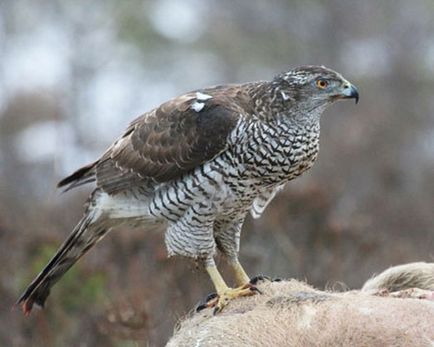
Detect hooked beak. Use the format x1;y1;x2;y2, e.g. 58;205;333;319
340;82;359;104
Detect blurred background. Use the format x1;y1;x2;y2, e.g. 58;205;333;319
1;0;433;345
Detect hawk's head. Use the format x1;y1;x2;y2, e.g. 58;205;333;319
274;65;359;110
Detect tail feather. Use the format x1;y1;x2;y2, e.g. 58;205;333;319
57;162;96;192
16;208;109;315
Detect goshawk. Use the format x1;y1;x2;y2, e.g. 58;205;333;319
17;65;358;313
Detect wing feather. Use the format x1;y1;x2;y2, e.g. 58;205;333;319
95;90;243;193
58;85;252;194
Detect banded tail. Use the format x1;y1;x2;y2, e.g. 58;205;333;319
16;206;109;315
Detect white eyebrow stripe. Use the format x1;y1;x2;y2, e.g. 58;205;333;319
196;92;213;101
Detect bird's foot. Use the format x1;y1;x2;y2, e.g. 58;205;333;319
249;275;270;285
249;275;282;285
197;283;260;313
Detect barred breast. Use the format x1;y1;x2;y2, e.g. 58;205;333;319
148;114;321;225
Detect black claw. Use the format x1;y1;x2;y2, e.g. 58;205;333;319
213;306;220;315
205;292;218;302
196;303;207;312
272;277;282;282
249;286;262;294
249;275;271;285
196;292;219;312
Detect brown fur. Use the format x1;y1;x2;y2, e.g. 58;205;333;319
167;264;434;347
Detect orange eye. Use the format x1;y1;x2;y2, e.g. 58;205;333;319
316;79;328;89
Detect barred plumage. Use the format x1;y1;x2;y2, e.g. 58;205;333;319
17;65;359;314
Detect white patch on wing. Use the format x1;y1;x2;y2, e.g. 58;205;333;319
191;101;205;112
196;91;212;101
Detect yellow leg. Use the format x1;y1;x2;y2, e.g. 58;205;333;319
206;265;230;295
230;261;250;287
205;264;257;313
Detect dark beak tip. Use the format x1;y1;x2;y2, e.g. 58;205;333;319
349;85;359;104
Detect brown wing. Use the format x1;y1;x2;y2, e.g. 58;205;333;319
92;89;247;194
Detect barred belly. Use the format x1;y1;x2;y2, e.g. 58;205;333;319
146;154;255;259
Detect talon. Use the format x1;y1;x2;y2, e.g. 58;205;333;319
205;284;260;313
206;292;218;302
249;275;270;285
272;277;282;282
197;292;220;312
196;303;207;312
249;286;262;294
